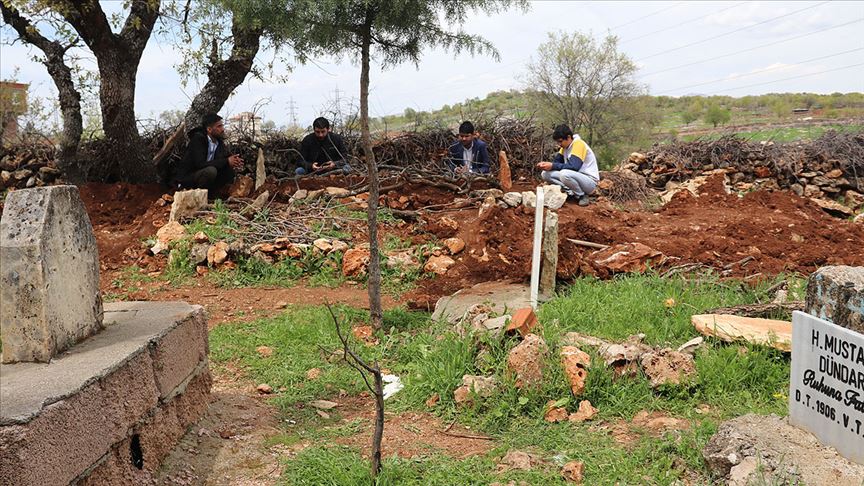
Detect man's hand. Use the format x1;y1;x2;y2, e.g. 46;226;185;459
536;161;553;171
228;154;244;170
313;161;335;172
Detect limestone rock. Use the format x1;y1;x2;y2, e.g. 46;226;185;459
805;265;864;333
591;242;664;274
844;190;864;209
568;400;598;423
207;241;230;266
544;400;568;422
543;185;568;210
561;461;585;483
189;243;210;265
292;189;308;200
386;250;419;269
192;231;209;243
228;175;254;198
470;188;504;199
478;195;497;217
424;255;456;275
640;348;696;388
325;186;350;198
507;333;548;389
453;374;498;405
560;346;591;396
342;248;370;277
443;237;465;255
151;221;187;255
521;191;537;209
170;189;208;222
497;450;538;472
810;197;853;218
330;239;349;253
503;192;523;207
498;151;512;191
313;238;333;253
0;186;103;363
479;315;509;336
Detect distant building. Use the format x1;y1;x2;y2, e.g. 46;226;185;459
228;111;262;137
0;82;29;144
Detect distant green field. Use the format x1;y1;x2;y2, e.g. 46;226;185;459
680;124;864;143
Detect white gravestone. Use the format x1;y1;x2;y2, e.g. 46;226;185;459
789;311;864;464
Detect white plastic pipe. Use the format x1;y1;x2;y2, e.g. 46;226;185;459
530;187;545;309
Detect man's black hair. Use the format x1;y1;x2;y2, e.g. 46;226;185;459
458;121;475;134
552;124;574;141
201;113;222;128
313;117;330;129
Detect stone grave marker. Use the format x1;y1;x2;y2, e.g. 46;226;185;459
789;310;864;464
0;186;103;363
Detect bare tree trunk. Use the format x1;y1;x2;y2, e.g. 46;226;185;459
360;18;383;331
371;370;384;475
0;2;82;166
60;0;160;182
97;54;153;182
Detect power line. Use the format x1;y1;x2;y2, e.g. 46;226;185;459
637;17;863;79
635;1;830;62
656;47;864;95
710;62;864;94
610;2;685;31
620;2;747;44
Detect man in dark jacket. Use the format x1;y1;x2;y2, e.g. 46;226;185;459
175;113;243;193
296;117;350;175
446;121;491;174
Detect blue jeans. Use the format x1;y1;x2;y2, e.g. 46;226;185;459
541;169;597;196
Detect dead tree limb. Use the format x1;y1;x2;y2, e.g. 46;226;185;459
326;303;384;479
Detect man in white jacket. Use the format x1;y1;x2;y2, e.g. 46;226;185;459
536;124;600;207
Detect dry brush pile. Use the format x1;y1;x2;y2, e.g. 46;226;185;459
623;131;864;203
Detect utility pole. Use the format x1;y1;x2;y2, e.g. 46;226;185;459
287;97;298;127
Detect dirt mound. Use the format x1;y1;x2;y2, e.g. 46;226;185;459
78;182;169;269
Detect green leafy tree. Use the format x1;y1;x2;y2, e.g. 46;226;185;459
704;103;731;128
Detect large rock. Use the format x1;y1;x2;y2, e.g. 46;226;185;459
591;243;664;274
639;348;696;388
805;265;864;333
507;333;548;389
342;248;370;277
169;189;208;222
228;175;254;198
542;185;568;210
432;281;532;323
424;255;456;275
1;186;103;363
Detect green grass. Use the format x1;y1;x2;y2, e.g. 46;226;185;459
207;272;801;484
680;124;863;142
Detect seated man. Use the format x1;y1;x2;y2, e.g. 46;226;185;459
175;113;244;195
296;117;350;175
447;121;491;174
536;124;599;207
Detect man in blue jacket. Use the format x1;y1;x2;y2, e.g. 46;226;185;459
174;113;244;195
447;121;491;174
536;124;600;207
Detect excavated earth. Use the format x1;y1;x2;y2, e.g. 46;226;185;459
2;174;862;310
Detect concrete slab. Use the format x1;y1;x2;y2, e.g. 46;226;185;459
0;301;203;425
432;281;532;323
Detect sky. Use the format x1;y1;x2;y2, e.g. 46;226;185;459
1;0;863;128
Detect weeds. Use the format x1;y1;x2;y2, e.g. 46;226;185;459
207;273;795;484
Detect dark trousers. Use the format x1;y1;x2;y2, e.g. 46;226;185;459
180;166;235;194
